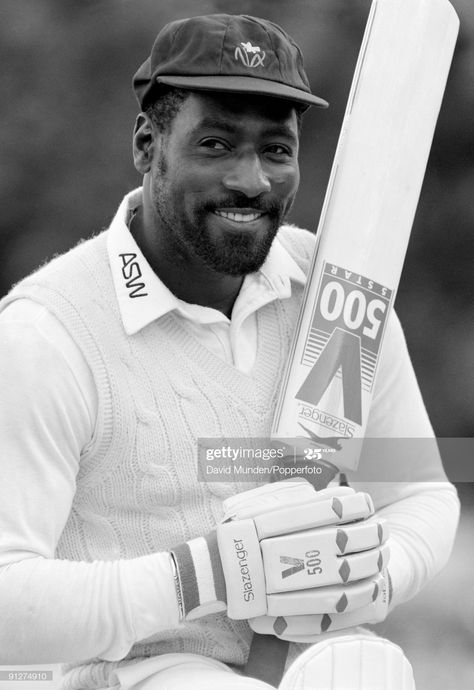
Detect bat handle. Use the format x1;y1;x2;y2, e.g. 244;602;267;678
243;633;289;687
339;472;350;487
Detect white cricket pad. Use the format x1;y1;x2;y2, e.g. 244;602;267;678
279;633;416;689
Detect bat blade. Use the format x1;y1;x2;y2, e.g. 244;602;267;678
272;0;459;471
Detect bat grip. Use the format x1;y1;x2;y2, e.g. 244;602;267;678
243;633;289;687
339;472;349;487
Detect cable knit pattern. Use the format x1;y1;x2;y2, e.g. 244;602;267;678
2;224;316;689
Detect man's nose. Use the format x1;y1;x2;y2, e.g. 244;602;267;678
222;154;271;198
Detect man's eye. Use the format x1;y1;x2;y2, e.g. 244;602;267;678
200;139;229;151
265;144;292;156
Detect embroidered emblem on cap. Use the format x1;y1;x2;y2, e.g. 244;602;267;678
234;41;266;68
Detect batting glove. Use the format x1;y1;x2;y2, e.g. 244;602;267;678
170;480;387;621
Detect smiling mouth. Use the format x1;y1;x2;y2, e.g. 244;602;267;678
213;209;264;223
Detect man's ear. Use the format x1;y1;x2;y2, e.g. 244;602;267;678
133;113;156;174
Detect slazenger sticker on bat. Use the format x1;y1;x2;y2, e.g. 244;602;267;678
297;262;392;426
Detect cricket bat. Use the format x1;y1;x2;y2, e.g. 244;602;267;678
245;0;459;684
271;0;460;474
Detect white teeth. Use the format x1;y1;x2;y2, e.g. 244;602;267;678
215;210;262;222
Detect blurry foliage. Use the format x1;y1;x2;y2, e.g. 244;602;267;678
0;0;473;438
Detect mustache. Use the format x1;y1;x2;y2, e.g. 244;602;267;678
206;194;282;215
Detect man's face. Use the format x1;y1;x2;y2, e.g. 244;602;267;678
148;92;300;276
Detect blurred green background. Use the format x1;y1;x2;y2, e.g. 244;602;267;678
0;1;473;688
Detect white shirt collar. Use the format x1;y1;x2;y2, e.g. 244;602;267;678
107;188;307;335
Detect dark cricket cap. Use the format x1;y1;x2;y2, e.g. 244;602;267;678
133;14;329;111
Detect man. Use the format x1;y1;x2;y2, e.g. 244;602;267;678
0;13;459;690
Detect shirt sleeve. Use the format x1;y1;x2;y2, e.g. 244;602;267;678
0;300;180;664
348;310;460;609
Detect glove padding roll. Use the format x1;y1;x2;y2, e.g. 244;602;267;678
249;569;393;641
261;519;389;594
253;490;374;540
267;570;386;616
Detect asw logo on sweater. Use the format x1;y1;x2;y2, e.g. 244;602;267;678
120;253;148;298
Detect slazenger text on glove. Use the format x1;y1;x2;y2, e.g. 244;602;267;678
234;539;254;603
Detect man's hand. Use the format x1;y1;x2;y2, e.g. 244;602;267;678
170;480;388;622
